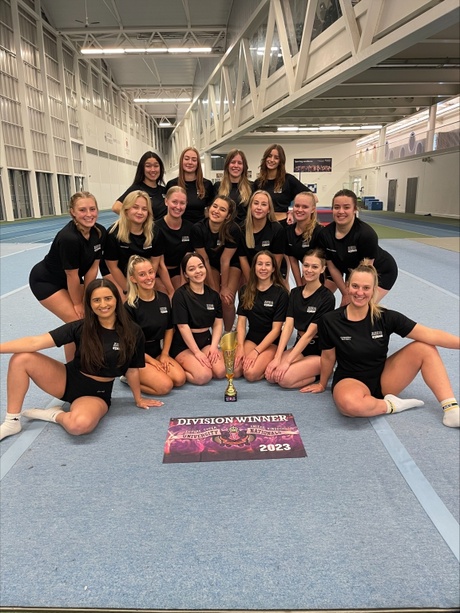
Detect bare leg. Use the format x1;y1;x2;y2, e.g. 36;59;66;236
276;354;320;389
175;350;213;385
333;379;388;417
243;341;277;382
55;397;108;435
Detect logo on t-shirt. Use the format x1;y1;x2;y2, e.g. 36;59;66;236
302;241;310;248
264;301;274;308
113;342;120;351
182;236;190;242
261;240;270;247
206;304;215;310
94;244;102;252
371;331;383;339
340;336;352;341
307;306;316;313
347;245;358;253
160;307;168;314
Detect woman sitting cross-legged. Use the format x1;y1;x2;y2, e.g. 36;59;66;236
234;250;289;382
124;255;186;396
265;249;335;389
0;279;163;441
169;252;226;385
302;260;460;428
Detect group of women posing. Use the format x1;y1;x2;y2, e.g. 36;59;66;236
0;146;458;441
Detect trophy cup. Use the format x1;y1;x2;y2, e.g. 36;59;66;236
221;331;238;402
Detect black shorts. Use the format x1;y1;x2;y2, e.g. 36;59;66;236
246;329;280;346
332;371;383;399
145;340;162;359
29;261;68;301
375;251;398;291
169;330;212;358
294;334;321;357
62;361;114;407
167;265;181;279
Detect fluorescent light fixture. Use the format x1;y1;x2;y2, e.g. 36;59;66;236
81;47;212;55
134;98;192;103
278;125;383;132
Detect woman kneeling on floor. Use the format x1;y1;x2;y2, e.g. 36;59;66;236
0;279;162;441
302;260;460;428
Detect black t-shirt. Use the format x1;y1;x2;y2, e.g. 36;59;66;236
156;217;194;268
319;307;416;385
118;182;166;219
165;177;215;223
49;320;145;377
287;285;336;332
172;284;222;328
237;284;289;343
214;180;253;225
42;221;106;285
238;220;285;266
191;219;241;271
285;223;324;261
253;174;309;213
124;291;172;357
102;223;165;276
318;218;394;277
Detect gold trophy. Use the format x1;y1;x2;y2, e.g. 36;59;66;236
221;331;238;402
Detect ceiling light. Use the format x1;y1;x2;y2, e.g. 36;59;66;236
158;117;173;127
81;47;212;55
134;98;192;103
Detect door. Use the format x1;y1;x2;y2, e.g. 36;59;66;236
387;179;397;211
405;177;418;214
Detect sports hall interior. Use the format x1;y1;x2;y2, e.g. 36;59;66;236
0;1;459;612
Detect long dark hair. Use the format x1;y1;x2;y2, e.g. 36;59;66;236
209;196;237;249
80;279;139;372
257;144;286;192
180;252;208;296
178;147;205;198
241;250;287;310
133;151;165;186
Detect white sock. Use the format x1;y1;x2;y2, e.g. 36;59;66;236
0;412;22;440
384;394;424;414
441;398;460;428
22;407;64;423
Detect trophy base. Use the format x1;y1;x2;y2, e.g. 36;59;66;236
224;392;237;402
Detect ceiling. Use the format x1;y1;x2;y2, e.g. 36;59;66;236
40;0;460;143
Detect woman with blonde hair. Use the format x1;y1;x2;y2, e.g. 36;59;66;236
238;190;285;284
124;256;186;395
234;251;289;382
102;190;169;298
285;191;325;287
29;191;106;361
165;147;214;223
303;260;460;428
214;149;253;225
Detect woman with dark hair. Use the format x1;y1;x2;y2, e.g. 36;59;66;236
303;261;459;428
285;192;325;287
29;191;106;361
102;190;170;298
0;279;163;441
112;151;166;219
253;144;309;224
191;195;242;331
238;190;285;284
165;147;214;223
318;189;398;305
214;149;253;225
265;249;335;389
234;251;289;382
170;252;226;384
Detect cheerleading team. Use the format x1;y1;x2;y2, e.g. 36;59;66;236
102;190;170;298
0;279;163;441
265;249;335;389
234;251;289;382
112;151;167;219
238;190;285;284
285;191;325;287
169;252;226;384
302;260;460;428
165;147;214;223
154;186;194;294
29;191;106;361
318;189;398;305
253;144;309;224
124;256;186;395
191;196;242;332
214;149;253;225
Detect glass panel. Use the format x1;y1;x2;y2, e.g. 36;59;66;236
9;169;32;219
36;172;54;216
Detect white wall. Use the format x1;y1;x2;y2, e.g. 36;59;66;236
80;109;157;211
349;148;459;217
211;137;356;208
